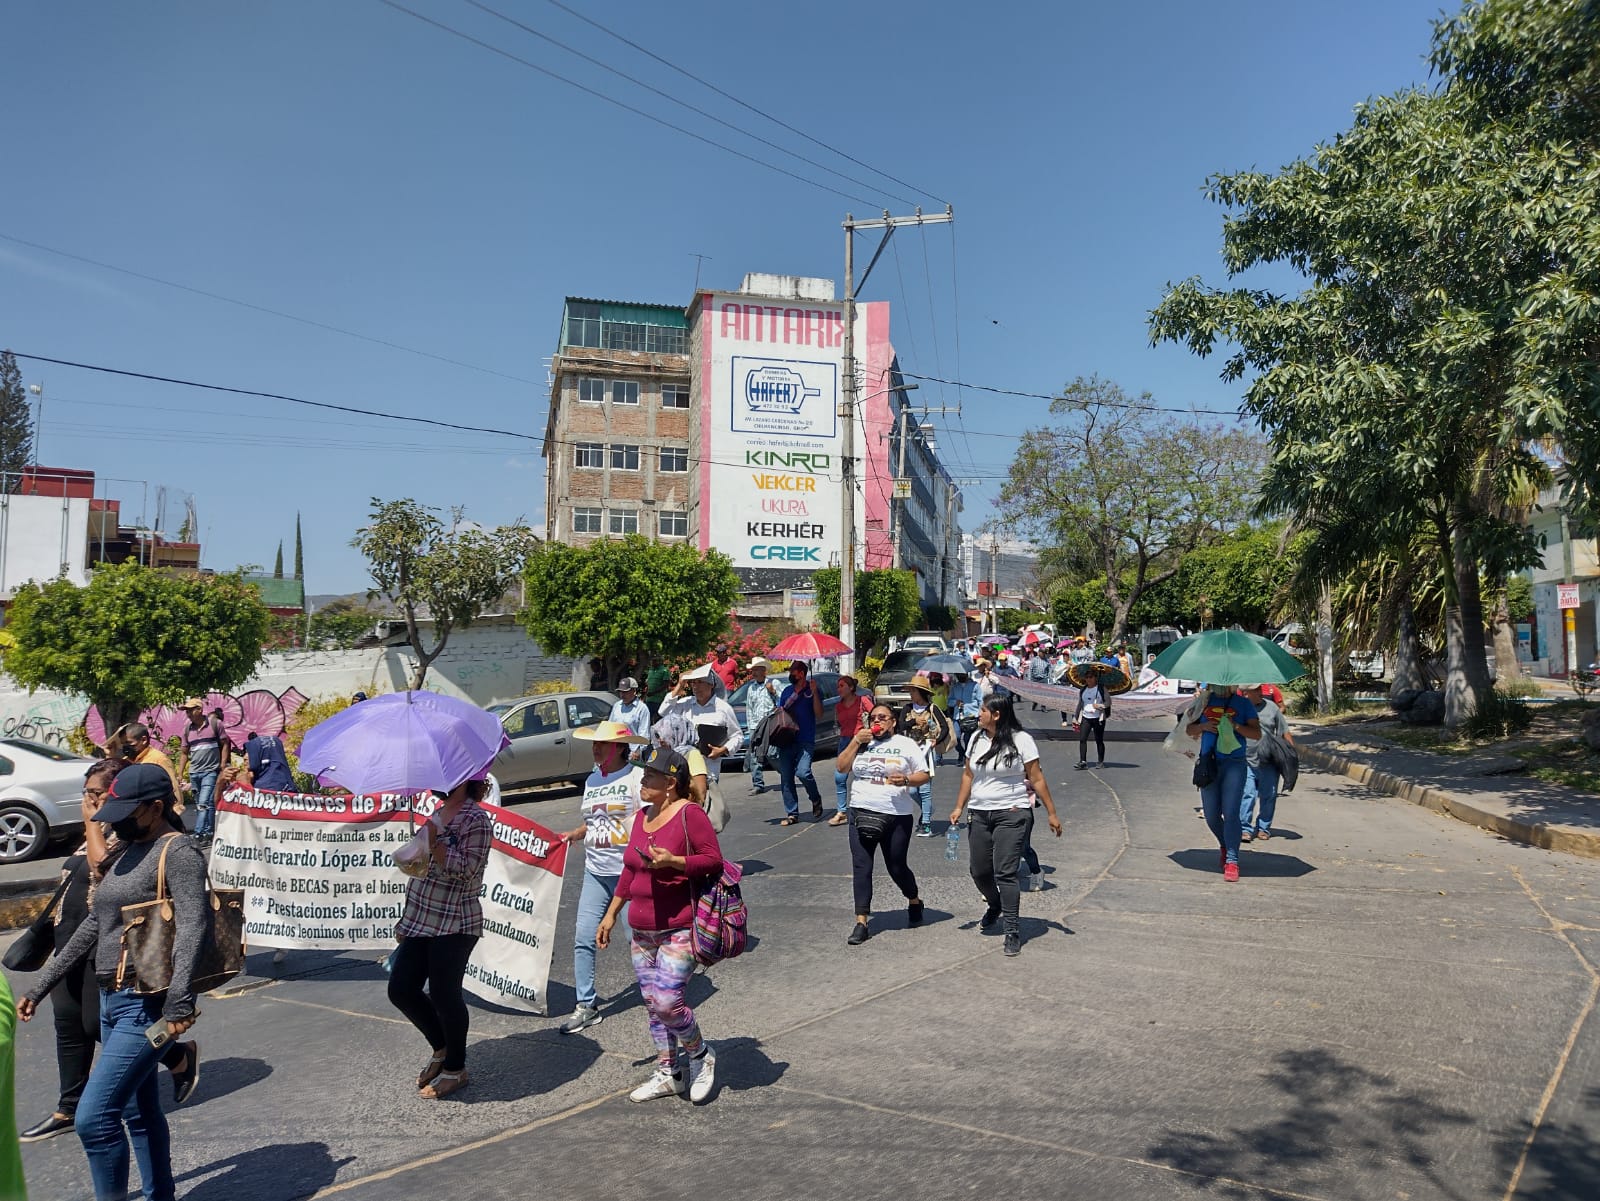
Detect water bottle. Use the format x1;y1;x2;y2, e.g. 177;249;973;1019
945;821;961;861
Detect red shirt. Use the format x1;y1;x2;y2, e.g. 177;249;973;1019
711;657;740;689
615;802;723;931
835;693;872;740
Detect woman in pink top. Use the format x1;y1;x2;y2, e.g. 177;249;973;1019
597;745;723;1104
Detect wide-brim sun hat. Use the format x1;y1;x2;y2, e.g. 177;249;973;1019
574;721;649;745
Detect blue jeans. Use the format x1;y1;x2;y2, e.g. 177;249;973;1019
573;869;625;1009
76;989;173;1201
834;768;850;814
751;750;767;790
190;769;219;837
1242;762;1280;834
1200;754;1248;865
777;741;820;817
915;781;934;826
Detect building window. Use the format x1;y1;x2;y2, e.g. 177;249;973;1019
565;302;602;348
658;510;688;538
662;383;690;409
573;442;604;469
659;446;688;473
572;507;602;534
577;377;606;404
609;444;640;470
608;510;638;535
610;380;640;406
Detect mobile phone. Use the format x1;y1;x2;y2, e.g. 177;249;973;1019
146;1011;197;1049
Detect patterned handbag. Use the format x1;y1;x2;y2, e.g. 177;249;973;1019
679;809;747;965
117;834;246;996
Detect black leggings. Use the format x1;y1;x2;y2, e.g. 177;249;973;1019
848;811;918;917
1079;717;1105;763
387;933;480;1072
968;807;1034;933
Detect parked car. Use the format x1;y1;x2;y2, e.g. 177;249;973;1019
1272;625;1387;680
898;631;950;656
0;738;95;864
493;691;618;790
873;650;926;709
722;673;843;771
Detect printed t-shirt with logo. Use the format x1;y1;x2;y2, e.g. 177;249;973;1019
1200;692;1258;760
581;763;645;877
848;735;927;816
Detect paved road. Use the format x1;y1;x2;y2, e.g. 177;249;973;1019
9;716;1600;1200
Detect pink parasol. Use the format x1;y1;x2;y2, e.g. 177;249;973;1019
770;632;852;659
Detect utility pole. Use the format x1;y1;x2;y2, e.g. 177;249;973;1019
840;206;953;671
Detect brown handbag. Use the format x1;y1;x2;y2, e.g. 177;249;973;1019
116;833;246;996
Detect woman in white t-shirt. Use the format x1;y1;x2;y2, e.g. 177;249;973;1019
835;704;929;947
949;695;1063;958
1073;665;1113;770
555;721;648;1034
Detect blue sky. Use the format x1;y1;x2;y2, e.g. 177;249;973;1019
1;0;1447;592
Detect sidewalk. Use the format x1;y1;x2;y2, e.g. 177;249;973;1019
1295;722;1600;859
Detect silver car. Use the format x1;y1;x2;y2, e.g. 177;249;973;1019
494;691;618;790
0;738;95;864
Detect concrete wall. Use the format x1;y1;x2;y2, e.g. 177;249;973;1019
0;616;576;747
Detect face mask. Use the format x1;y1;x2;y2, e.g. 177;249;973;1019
111;808;149;842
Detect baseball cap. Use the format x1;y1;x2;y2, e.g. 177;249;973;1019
98;763;176;822
180;697;205;711
617;677;640;692
639;744;691;795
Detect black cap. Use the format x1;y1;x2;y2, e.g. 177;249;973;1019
98;763;175;822
639;744;691;795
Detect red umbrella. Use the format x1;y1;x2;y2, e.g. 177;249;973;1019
771;632;852;659
1021;630;1043;646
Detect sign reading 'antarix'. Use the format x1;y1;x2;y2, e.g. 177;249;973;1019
700;292;888;571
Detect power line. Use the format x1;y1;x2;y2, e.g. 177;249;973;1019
896;371;1245;418
537;0;948;206
11;352;543;442
375;0;882;207
462;0;915;207
0;233;539;386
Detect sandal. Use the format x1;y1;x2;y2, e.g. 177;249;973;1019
779;816;800;826
827;813;848;826
420;1069;469;1099
418;1050;447;1090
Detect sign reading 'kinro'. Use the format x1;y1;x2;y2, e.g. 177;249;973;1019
700;291;890;572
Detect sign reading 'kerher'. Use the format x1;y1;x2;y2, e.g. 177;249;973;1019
213;788;567;1014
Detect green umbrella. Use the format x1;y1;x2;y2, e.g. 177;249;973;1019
1146;629;1307;686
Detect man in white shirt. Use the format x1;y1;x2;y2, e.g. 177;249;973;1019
657;662;743;780
609;677;652;742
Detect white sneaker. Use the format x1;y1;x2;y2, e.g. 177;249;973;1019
687;1044;716;1103
560;1005;603;1034
629;1065;685;1103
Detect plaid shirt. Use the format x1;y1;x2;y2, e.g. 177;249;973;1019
395;801;493;938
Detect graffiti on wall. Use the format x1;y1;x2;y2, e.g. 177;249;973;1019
84;688;311;749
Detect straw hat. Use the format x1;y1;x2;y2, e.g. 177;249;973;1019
908;674;934;693
574;721;649;745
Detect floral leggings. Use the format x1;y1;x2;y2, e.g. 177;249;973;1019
629;928;704;1065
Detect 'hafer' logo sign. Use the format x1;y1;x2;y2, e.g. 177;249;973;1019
732;356;836;438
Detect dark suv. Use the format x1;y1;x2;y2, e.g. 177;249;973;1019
872;650;925;708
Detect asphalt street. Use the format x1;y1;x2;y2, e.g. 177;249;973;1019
8;714;1600;1200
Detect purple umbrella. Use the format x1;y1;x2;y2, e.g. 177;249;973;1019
297;690;510;795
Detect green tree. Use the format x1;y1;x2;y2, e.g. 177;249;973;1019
1000;376;1266;643
294;512;304;580
520;535;739;678
811;568;921;655
0;351;35;492
2;562;271;733
353;499;538;689
273;541;284;579
1151;0;1595;724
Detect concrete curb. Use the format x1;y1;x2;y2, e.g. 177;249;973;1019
0;875;60;933
1298;743;1600;861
